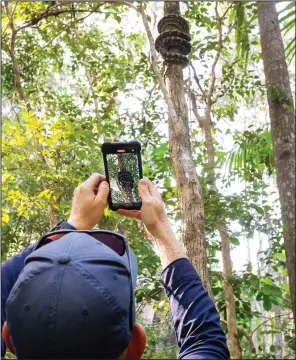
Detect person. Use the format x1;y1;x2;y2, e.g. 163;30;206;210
1;173;230;359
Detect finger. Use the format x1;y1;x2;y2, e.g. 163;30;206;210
138;178;152;201
117;209;141;220
83;173;106;189
94;181;109;204
143;177;159;198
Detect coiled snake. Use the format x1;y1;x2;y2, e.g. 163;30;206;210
155;15;192;68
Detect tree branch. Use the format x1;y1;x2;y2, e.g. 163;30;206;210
16;4;104;32
206;2;223;111
4;2;30;110
251;312;293;337
190;91;206;129
2;2;18;37
189;61;207;103
220;319;256;354
221;3;234;21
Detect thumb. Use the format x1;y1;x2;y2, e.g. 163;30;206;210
95;181;109;203
138;178;150;201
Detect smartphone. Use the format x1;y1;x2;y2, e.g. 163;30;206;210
101;141;143;211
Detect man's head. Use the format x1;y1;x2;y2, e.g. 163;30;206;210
3;232;146;359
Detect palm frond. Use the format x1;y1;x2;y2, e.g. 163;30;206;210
232;3;250;70
225;128;274;179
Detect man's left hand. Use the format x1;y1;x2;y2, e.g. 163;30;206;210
68;173;109;230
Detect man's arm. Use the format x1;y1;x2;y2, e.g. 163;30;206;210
161;257;229;359
1;245;35;357
151;227;229;359
117;178;230;359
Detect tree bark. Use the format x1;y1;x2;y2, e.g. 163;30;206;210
160;1;211;293
258;2;295;329
48;204;59;228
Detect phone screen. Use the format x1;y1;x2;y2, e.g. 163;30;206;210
106;151;141;208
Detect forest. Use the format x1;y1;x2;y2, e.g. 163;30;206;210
1;1;295;359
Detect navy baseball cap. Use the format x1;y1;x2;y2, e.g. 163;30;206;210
6;232;137;359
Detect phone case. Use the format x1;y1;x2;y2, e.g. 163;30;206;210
101;141;143;211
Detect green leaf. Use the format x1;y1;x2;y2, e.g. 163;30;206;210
256;292;264;301
261;283;282;298
114;14;122;23
249;274;259;289
229;236;240;245
281;283;290;292
263;294;272;311
226;274;242;285
274;251;286;260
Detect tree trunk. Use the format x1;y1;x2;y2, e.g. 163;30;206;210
189;6;242;354
48;204;59;228
247;240;259;354
117;153;135;203
274;305;283;359
201;113;241;359
258;2;295;328
160;1;211;292
219;228;242;359
251;299;259;353
194;111;242;358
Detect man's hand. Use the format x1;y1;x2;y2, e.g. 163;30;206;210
68;173;109;230
117;178;171;240
117;177;186;268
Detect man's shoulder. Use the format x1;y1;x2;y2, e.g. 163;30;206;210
2;244;36;282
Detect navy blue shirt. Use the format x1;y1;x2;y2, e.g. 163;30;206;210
2;247;229;359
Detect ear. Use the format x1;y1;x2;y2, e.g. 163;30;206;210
2;322;15;354
126;323;146;360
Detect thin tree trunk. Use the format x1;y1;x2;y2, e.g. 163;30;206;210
192;90;242;358
152;1;211;292
247;239;259;354
274;305;283;359
48;204;59;228
262;309;269;354
258;2;295;328
117;153;135;203
256;233;269;354
265;213;284;359
195;115;243;357
190;4;242;356
219;228;242;358
251;299;259;353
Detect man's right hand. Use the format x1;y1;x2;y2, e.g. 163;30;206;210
118;177;186;268
117;177;171;240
